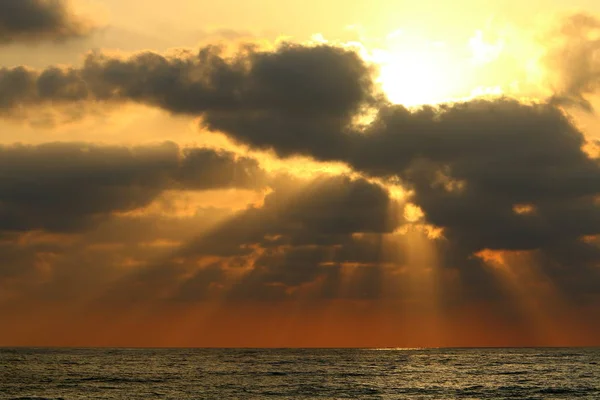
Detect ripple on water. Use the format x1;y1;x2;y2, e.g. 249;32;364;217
1;348;599;400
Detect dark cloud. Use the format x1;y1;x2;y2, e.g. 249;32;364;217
0;44;374;161
349;100;600;302
0;32;599;308
0;174;404;307
230;244;388;302
353;100;600;253
105;175;405;303
78;43;375;118
538;240;600;299
176;147;266;190
0;0;92;44
0;142;267;233
85;42;598;302
176;175;403;257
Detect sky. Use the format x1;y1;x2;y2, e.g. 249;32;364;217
0;0;599;348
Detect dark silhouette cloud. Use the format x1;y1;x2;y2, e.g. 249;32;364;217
0;43;370;109
102;175;406;303
0;0;92;44
0;44;374;162
0;30;599;310
353;100;600;252
0;142;267;233
175;175;403;258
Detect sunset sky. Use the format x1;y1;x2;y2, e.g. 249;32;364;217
1;0;599;348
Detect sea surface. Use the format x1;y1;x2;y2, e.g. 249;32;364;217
1;347;599;399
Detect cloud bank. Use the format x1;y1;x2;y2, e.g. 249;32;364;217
0;0;93;44
0;142;267;233
1;15;599;346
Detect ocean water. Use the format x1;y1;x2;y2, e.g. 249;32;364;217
1;348;599;399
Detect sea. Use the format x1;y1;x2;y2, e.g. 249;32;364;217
1;347;599;399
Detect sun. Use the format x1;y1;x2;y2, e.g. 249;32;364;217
369;33;469;107
375;50;454;106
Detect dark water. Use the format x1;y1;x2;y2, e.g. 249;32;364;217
1;348;599;399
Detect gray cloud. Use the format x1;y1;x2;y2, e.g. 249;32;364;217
0;142;267;233
354;100;600;252
0;32;599;307
0;44;374;162
0;0;92;44
176;175;403;257
0;174;406;307
103;175;406;303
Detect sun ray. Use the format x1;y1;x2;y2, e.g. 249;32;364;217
382;201;448;346
476;249;586;346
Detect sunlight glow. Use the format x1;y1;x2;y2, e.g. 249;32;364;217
469;30;505;65
362;24;548;107
403;203;425;222
373;40;463;107
367;28;511;106
398;224;445;345
309;26;550;107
